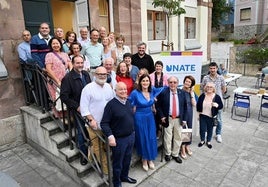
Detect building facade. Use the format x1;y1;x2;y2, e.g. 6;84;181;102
234;0;268;40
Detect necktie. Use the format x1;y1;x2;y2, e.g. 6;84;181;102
81;74;87;87
172;93;177;119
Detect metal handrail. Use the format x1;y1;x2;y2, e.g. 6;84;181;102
19;63;111;186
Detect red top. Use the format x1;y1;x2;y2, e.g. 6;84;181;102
116;75;134;96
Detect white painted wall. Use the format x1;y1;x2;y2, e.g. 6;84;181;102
141;0;210;63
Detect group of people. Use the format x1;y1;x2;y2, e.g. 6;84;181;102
17;22;226;187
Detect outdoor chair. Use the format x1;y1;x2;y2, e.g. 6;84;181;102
231;93;250;122
255;73;265;89
223;93;230;112
258;95;268;122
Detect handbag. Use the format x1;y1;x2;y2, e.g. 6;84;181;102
55;87;67;111
212;116;218;127
181;124;192;143
211;95;218;127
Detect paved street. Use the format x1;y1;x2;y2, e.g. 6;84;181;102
1;76;268;187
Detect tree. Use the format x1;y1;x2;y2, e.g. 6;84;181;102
152;0;185;44
212;0;233;29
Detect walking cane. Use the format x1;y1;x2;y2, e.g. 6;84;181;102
161;125;164;162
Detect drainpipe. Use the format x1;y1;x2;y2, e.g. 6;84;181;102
87;0;91;30
109;0;114;32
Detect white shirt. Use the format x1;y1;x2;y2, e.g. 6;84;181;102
80;81;114;129
109;71;117;89
38;33;52;45
77;37;90;47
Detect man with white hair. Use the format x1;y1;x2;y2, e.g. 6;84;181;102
103;57;117;88
80;66;114;174
77;27;90;47
98;26;107;43
54;27;65;44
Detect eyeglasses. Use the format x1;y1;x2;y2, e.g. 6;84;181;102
206;86;214;88
169;81;178;84
96;73;107;76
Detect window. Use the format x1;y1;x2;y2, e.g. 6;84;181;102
147;10;166;40
240;8;251;21
99;0;109;30
184;17;196;39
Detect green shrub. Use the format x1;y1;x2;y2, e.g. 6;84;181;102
237;48;268;67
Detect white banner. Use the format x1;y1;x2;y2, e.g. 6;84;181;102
161;51;202;85
160;51;203;95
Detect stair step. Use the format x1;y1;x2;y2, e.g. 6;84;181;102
69;159;92;178
59;146;80;162
41;121;61;136
81;171;107;187
50;132;70;149
40;115;53;124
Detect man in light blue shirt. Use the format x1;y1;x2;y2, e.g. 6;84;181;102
17;30;33;63
81;29;103;68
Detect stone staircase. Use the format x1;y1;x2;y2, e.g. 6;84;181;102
20;105;167;187
20;106;106;187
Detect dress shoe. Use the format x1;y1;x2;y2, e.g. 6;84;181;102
142;164;148;171
186;147;193;156
148;161;155;170
165;155;171;162
80;156;88;166
198;141;205;147
172;156;182;164
121;177;137;184
206;142;212;149
180;153;187;159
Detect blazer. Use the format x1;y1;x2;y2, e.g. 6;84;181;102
156;87;188;127
60;69;91;111
196;93;223;117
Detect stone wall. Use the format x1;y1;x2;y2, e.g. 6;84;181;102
0;0;26;119
0;115;25;152
234;24;268;40
229;44;268;76
0;1;26;149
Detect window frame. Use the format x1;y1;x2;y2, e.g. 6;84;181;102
147;10;166;41
184;17;196;39
240;8;251;21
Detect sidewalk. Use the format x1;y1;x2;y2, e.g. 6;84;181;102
137;75;268;187
0;76;268;187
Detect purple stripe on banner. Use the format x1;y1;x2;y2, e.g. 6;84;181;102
171;51;181;56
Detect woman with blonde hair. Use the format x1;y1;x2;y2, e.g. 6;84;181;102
114;34;131;66
197;82;223;149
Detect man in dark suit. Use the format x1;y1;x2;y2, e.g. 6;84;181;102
156;76;188;164
60;55;91;165
101;82;136;187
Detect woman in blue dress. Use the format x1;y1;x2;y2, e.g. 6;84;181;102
129;74;163;171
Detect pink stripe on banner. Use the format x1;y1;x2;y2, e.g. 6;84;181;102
192;51;203;55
